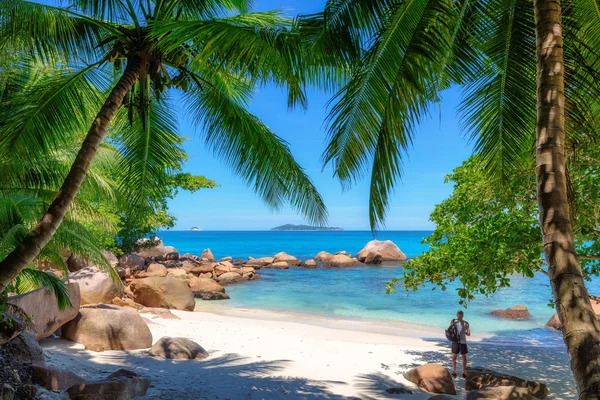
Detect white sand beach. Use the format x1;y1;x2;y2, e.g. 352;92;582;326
40;307;575;399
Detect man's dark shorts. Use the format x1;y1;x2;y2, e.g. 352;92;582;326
451;342;468;355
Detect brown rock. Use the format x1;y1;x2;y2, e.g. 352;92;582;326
244;257;274;267
189;277;225;293
32;365;85;391
232;258;245;266
70;267;123;305
357;240;407;263
465;367;549;399
101;250;119;267
164;251;180;261
7;283;80;340
201;248;215;262
326;254;358;268
217;272;245;285
129;277;195;311
134;237;176;258
180;260;199;273
117;254;145;271
2;331;45;365
220;257;233;263
238;266;256;274
62;308;152;352
148;337;209;360
491;305;532;320
466;386;533;400
315;251;334;262
190;262;217;275
199;272;213;278
273;252;301;266
214;262;236;276
304;259;318;268
364;251;383;265
65;369;150;400
267;261;290;269
111;297;144;310
195;292;230;300
66;254;90;273
147;263;168;276
404;364;456;395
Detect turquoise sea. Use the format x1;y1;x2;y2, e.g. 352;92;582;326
159;230;598;346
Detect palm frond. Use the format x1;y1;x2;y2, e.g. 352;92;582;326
0;0;119;63
183;70;328;226
458;0;536;180
15;268;71;310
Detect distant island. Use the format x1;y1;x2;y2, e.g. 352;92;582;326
188;227;201;231
270;224;344;231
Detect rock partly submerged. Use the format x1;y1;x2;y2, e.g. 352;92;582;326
357;240;407;264
490;305;532;320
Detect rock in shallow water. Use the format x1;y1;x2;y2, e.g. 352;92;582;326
490;305;531;319
357;240;407;263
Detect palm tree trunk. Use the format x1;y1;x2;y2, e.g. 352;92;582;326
0;57;142;293
534;1;600;398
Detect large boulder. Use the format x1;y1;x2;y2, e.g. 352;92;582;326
7;283;80;340
136;263;168;278
164;251;179;261
491;305;531;320
70;267;123;305
201;248;215;262
213;262;235;276
273;252;301;266
190;262;217;275
117;254;145;271
314;251;333;262
65;369;150;400
357;240;407;263
101;250;119;267
465;367;549;399
546;300;600;330
364;251;383;265
189;277;224;294
326;254;358;268
267;261;290;269
466;386;533;400
129;277;195;311
304;259;318;268
66;254;90;273
32;365;85;391
245;257;274;267
134;237;177;258
217;272;244;285
404;364;456;395
148;337;209;360
1;331;45;365
62;308;152;352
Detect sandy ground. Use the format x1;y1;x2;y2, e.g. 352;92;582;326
41;308;575;399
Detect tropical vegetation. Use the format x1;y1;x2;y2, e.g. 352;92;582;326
315;0;600;396
0;0;327;297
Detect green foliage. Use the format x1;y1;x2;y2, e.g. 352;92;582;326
317;0;600;230
388;146;600;306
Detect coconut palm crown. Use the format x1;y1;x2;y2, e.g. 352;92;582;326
0;0;328;291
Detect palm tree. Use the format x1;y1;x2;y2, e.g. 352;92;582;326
0;0;327;292
314;0;600;396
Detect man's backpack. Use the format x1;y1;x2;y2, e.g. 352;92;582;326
445;319;460;342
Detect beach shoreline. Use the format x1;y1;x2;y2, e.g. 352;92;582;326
41;306;575;399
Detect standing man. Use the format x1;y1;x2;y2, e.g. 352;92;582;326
450;310;470;378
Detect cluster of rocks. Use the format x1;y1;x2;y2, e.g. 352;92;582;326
0;309;152;399
402;363;550;399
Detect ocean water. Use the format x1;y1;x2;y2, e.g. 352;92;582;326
159;230;599;344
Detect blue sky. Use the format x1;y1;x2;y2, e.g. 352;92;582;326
168;0;474;231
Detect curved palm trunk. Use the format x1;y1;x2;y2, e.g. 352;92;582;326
0;57;142;293
534;1;600;397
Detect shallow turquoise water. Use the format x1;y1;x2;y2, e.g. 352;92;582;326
159;230;599;344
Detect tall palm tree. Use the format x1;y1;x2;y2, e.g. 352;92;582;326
0;0;327;292
314;0;600;396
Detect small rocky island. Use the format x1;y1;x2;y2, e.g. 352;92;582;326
188;227;201;231
271;224;344;231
